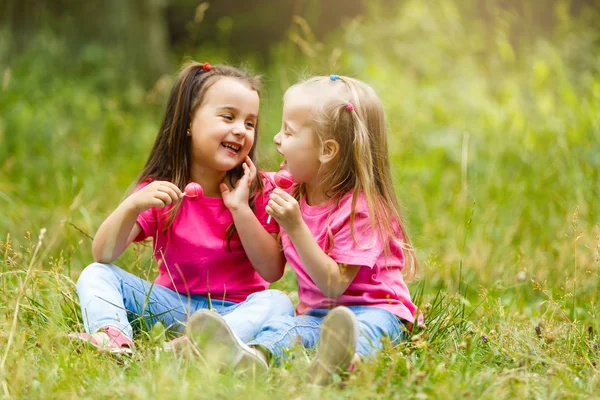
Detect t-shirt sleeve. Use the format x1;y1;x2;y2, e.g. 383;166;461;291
134;207;157;242
327;209;384;269
255;172;281;234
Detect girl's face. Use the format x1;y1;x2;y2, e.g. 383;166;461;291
189;77;259;173
274;89;322;186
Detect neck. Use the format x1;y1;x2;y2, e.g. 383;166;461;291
189;164;227;198
304;182;330;206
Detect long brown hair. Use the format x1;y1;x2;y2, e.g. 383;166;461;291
137;62;263;245
287;76;418;280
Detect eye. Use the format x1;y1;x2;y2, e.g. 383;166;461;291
246;120;256;129
221;114;233;121
281;123;292;136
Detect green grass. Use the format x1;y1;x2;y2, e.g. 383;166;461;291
1;1;600;398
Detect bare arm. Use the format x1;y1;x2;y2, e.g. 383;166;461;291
221;157;286;282
285;220;360;297
267;189;360;298
92;181;183;263
230;208;286;282
92;198;142;263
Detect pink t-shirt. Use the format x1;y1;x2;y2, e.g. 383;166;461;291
134;174;279;303
281;191;419;323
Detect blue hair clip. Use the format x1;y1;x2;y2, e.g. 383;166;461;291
329;74;340;81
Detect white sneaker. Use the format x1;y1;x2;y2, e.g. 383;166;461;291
309;306;358;385
186;310;268;375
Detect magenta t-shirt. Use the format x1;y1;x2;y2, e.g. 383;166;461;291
282;191;419;323
133;174;279;303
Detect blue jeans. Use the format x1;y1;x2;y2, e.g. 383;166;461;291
76;262;295;342
247;306;404;360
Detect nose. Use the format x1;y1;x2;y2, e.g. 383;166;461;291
273;131;281;144
231;122;244;137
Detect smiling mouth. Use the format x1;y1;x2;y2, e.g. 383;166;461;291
222;142;241;153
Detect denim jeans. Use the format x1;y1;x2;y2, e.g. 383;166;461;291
76;262;294;342
247;305;405;360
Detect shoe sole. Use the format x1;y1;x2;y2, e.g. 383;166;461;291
308;306;358;386
186;310;267;375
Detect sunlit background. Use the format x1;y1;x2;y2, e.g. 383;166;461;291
1;0;600;397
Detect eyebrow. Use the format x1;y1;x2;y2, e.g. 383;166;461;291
217;106;257;119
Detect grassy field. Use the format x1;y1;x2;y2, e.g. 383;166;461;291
1;1;599;398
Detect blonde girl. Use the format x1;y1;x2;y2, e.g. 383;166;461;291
188;74;420;383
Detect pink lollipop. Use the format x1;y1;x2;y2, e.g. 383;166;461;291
274;170;294;189
267;170;295;223
184;182;204;199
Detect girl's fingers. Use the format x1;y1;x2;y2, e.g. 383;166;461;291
221;180;233;192
237;170;249;188
267;199;284;214
151;198;168;209
219;183;230;195
154;190;173;205
245;156;257;177
160;181;184;197
265;205;275;217
242;161;254;179
170;182;184;197
273;188;295;201
269;191;294;207
157;186;180;203
242;163;251;178
268;196;286;208
238;163;252;188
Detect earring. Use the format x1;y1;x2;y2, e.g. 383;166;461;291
186;127;191;136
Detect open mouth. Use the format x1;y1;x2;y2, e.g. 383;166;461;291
277;151;287;169
221;141;241;153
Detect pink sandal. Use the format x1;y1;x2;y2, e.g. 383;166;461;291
69;326;135;354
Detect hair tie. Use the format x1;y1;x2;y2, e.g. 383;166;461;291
329;74;340;81
202;62;211;71
345;103;354;111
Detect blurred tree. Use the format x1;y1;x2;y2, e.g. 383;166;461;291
476;0;600;45
165;0;600;66
1;0;370;78
1;0;597;82
165;0;368;64
1;0;171;83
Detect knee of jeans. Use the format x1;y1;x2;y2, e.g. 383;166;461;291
76;262;116;291
261;289;294;316
356;338;380;359
261;314;296;332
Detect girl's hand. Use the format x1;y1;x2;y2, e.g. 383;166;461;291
126;180;183;213
220;156;256;212
266;188;303;231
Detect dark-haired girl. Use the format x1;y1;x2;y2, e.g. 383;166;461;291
70;62;293;355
